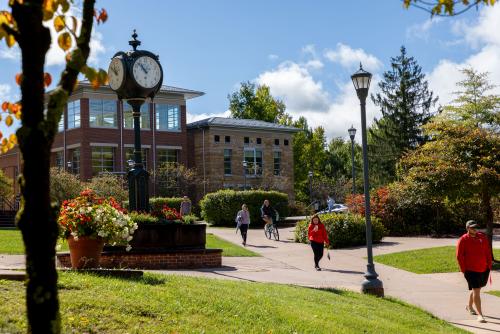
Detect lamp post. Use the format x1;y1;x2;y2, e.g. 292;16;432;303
66;161;72;173
351;63;384;297
348;126;357;194
308;170;313;205
242;160;248;190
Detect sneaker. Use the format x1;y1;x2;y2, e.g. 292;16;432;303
477;315;486;323
316;267;321;271
466;306;477;315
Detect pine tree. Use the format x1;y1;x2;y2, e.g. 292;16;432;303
369;46;438;184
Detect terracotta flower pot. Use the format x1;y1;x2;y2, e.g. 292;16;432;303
67;236;105;269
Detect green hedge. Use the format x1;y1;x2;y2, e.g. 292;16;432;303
200;190;290;226
294;213;386;249
124;197;184;213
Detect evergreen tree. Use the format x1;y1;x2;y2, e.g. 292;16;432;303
369;46;438;184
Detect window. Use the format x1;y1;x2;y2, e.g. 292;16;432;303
89;99;117;128
58;113;65;132
155;104;180;131
224;149;232;175
244;137;249;144
55;151;63;169
274;139;279;146
67;100;80;129
125;148;148;170
214;135;220;143
91;147;115;175
256;138;262;145
157;149;178;164
284;139;289;146
225;136;231;143
123;103;150;129
70;148;80;175
273;151;281;176
244;148;263;176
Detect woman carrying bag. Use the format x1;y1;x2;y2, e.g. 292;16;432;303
235;204;250;246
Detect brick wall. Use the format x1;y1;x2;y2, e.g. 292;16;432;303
56;249;222;269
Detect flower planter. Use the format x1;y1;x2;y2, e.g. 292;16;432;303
67;236;105;269
127;223;206;251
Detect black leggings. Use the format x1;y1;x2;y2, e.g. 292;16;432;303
310;241;324;267
240;224;248;243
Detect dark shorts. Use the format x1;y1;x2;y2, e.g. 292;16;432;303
464;269;490;290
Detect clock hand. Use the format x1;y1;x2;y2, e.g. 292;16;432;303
111;67;118;76
139;63;148;74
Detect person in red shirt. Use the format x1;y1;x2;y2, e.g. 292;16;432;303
308;215;329;271
456;220;492;323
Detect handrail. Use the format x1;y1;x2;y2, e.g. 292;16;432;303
0;195;19;212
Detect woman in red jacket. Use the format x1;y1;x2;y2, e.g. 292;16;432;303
456;220;492;323
308;215;329;271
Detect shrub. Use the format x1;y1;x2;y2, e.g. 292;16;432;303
129;212;159;225
86;173;128;204
182;214;199;224
294;213;386;249
50;167;83;205
200;190;289;226
150;197;184;215
289;201;307;216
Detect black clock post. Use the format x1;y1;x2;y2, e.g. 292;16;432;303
108;31;164;212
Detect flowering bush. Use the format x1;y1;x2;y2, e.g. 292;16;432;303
58;189;138;250
161;205;181;221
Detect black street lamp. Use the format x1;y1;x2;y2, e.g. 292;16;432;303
242;160;248;190
66;161;72;173
348;125;357;194
108;31;163;212
351;63;384;297
308;170;313;205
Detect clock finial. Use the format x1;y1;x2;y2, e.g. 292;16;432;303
129;29;141;51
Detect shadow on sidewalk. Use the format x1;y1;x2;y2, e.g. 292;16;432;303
320;268;364;275
247;245;277;249
451;322;500;332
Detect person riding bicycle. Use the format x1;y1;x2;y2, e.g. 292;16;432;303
261;199;277;230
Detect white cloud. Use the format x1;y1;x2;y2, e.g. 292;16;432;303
268;54;279;61
0;84;12;101
304;59;324;70
406;17;442;41
187;110;230;123
0;45;20;60
428;5;500;105
324;43;382;71
44;10;106;67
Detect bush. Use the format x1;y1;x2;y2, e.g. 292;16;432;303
124;197;184;214
288;201;307;216
129;212;159;225
86;173;127;204
50;167;83;205
294;213;386;249
200;190;289;226
182;214;199;224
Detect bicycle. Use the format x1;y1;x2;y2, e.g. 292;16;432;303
263;212;279;241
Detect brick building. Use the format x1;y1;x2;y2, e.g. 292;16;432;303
187;118;299;201
0;84;300;202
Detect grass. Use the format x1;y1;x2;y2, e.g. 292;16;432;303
0;229;257;257
206;233;259;257
0;272;465;334
374;246;500;274
487;291;500;298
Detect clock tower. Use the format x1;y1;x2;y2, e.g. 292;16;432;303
108;31;164;212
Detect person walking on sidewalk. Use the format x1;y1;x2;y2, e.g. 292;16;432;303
456;220;492;323
179;196;192;217
236;204;250;246
308;214;329;271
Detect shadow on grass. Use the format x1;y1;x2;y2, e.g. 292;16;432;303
62;270;168;286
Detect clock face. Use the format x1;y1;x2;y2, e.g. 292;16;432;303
108;58;125;91
132;56;162;89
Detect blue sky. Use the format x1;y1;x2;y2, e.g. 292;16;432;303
1;0;499;141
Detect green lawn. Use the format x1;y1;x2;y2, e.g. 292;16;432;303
0;272;465;334
487;291;500;298
0;229;257;257
374;246;500;274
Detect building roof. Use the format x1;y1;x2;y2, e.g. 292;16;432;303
76;81;205;100
187;117;300;133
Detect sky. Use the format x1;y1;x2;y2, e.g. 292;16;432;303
0;0;499;142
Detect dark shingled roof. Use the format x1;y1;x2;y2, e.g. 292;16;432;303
187;117;300;133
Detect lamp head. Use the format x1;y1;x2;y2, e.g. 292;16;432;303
348;125;357;140
351;63;372;100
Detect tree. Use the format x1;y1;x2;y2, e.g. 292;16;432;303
49;167;82;205
155;163;198;198
400;69;499;249
228;81;289;123
0;169;13;200
369;46;438;184
87;173;128;204
0;1;107;332
403;0;496;16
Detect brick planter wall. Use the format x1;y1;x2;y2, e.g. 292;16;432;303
57;248;222;270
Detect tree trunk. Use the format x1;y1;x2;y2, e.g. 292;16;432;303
12;1;59;333
481;187;496;262
11;1;96;332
